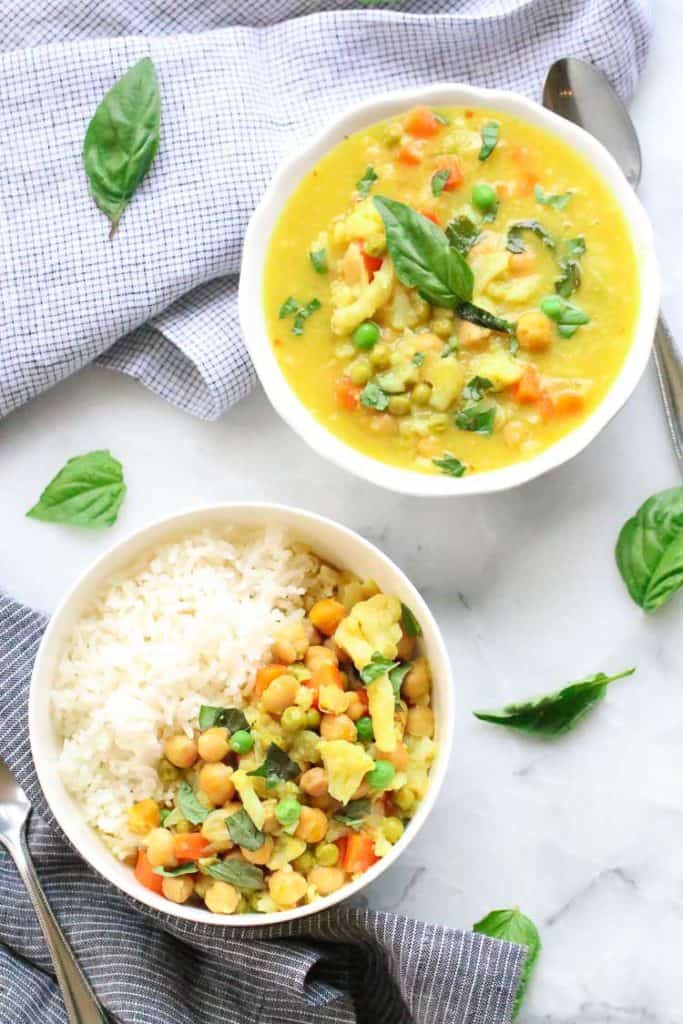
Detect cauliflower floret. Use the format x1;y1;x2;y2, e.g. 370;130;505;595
470;250;509;297
231;769;265;830
422;353;464;412
334;594;402;670
385;283;431;331
267;835;307;871
367;675;397;753
487;274;542;304
331;261;394;336
331;198;386;255
469;347;524;391
318;740;374;805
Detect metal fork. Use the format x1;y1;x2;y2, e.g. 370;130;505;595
0;759;110;1023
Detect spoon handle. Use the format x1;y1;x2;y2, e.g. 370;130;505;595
653;314;683;466
4;829;110;1023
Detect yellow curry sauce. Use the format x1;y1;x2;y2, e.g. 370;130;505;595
263;105;639;476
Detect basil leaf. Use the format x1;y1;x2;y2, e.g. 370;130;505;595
153;862;198;877
401;603;422;637
432;454;467;478
388;661;412;702
473;668;635;737
473;908;540;1018
279;296;299;319
541;295;589;328
555;236;586;298
478;121;500;161
357;165;378;198
83;57;160;239
226;808;265;851
506;220;555;254
534;184;573;211
432;111;449;126
431;169;451;197
310;249;328;274
334;798;371;830
373;196;473;308
412;352;425;368
463;376;493;402
26;450;126;528
445;215;480;256
456;301;515;335
248;744;299;788
205;860;265;891
198;706;249;733
455;403;496;436
360;651;399;684
177;781;209;825
360;382;389;411
293;298;321;336
616;487;683;612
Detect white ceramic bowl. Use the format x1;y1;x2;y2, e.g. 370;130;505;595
29;503;454;926
239;82;660;496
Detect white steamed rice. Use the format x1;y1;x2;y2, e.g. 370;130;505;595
53;526;330;857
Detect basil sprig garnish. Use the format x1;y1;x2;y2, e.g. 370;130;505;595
456;301;515;335
83;58;161;238
26;450;126;528
226;808;265;851
432;454;467;478
555;236;586;298
360;652;399;684
473;668;635;737
360;382;389;411
356;166;378;198
400;603;422;637
506;220;555;254
247;743;299;788
462;376;493;402
278;296;321;335
388;661;411;703
198;706;249;733
177;781;209;825
373;196;474;308
455;403;496;436
616;486;683;612
205;860;265;891
473;909;540;1018
478;121;500;161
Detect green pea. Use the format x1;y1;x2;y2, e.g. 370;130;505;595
388;395;411;416
356;716;374;742
293;851;315;873
305;709;322;730
394;786;416;812
315;842;340;866
352;321;380;351
369;343;391;368
281;707;307;732
380;816;405;844
348;359;371;386
275;796;302;827
412;383;432;406
230;729;253;754
472;183;497;212
540;295;564;321
367;759;396;791
173;819;192;834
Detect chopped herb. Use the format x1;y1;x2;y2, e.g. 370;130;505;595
455;403;496;436
204;860;265;891
412;352;426;367
401;603;422;637
431;168;451;197
478;121;500;161
555;236;586;298
481;201;499;224
278;296;299;319
616;486;683;612
226;808;265;851
506;220;555;254
293;298;321;335
26;449;127;529
360;651;399;684
534;184;574;211
177;781;209;825
462;376;493;402
433;453;467;477
445;215;480;256
540;294;589;334
432;111;449;126
360;381;389;411
247;743;299;788
508;335;520;356
388;661;412;702
310;249;328;274
334;798;371;830
198;706;249;733
153;862;198;877
456;301;515;335
356;165;378;197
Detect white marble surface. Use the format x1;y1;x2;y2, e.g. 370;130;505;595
1;4;682;1022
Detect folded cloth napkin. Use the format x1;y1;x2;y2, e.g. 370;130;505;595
0;0;651;421
0;593;525;1024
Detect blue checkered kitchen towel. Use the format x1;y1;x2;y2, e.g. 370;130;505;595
0;0;651;421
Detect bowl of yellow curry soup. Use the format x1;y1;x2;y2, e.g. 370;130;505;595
30;503;454;926
240;84;659;495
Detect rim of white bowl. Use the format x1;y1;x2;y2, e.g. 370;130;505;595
239;82;660;497
29;502;454;927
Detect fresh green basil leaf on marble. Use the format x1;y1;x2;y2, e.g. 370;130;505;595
616;487;683;612
27;450;126;528
473;908;540;1018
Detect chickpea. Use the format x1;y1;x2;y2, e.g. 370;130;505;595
503;420;529;449
240;836;274;865
412;382;432;406
299;767;328;798
295;806;328;844
430;317;453;339
345;692;366;722
406;706;435;738
162;875;195;904
272;621;309;664
194;875;211;899
268;868;308;908
305;645;338;671
388;396;411;417
309;793;338;812
386;741;409;772
369;413;398;436
320;713;356;743
201;809;235;851
401;658;432;702
145;827;177;868
261;674;299;716
508;249;537;276
197;727;230;763
458;321;491;350
517;310;553;352
198;763;235;806
163;734;198;769
261;804;279;834
396;631;416;661
204;881;240;915
308;866;346;895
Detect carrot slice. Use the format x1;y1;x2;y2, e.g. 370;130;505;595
134;850;163;894
174;833;210;862
309;598;346;637
404;106;441;138
358;242;383;282
433;157;463;191
548;391;585;418
419;208;440;226
254;663;289;697
342;833;379;874
336;378;362;411
512;365;542;404
396;142;422;166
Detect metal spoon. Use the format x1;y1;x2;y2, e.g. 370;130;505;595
543;57;683;466
0;759;110;1023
